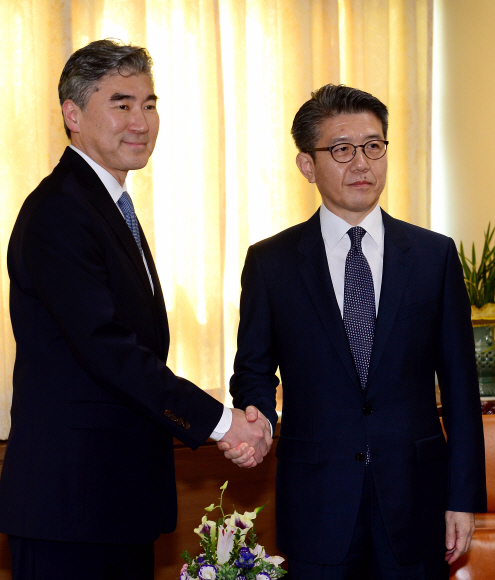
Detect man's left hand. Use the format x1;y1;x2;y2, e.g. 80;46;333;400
445;510;475;564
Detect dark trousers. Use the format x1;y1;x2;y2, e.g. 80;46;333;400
288;467;450;580
8;536;154;580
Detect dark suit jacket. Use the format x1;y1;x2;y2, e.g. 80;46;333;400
231;208;486;566
0;147;223;543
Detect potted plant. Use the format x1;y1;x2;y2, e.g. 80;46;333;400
459;223;495;396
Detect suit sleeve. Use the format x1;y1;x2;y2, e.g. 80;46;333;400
230;246;280;432
19;192;223;449
437;238;487;513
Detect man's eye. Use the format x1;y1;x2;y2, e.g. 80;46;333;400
118;104;129;110
366;141;380;149
334;144;351;153
145;104;156;110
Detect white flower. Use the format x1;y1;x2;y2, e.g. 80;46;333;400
264;555;284;567
198;564;217;579
216;524;236;564
251;544;265;559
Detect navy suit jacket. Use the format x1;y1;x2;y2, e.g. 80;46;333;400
0;147;223;543
231;208;486;565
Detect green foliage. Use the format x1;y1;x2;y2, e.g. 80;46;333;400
180;551;200;578
200;536;216;565
247;526;258;549
459;223;495;307
216;568;240;580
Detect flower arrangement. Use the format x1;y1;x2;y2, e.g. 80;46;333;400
179;481;287;580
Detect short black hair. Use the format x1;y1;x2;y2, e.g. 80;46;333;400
291;84;388;160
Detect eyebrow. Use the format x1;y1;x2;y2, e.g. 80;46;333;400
328;133;382;145
109;93;159;102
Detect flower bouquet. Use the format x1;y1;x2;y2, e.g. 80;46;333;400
179;481;287;580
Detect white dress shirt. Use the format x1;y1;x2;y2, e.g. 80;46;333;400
320;203;384;316
69;145;232;440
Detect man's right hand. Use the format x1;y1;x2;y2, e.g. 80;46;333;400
217;406;272;468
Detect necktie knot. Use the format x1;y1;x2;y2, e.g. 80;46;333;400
117;191;135;216
348;226;366;249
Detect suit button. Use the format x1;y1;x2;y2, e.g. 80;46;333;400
184;421;191;430
176;418;184;427
164;410;172;418
170;414;178;422
363;405;373;415
355;452;366;463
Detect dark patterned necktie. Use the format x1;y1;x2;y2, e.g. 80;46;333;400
117;191;143;253
117;191;154;293
343;226;376;389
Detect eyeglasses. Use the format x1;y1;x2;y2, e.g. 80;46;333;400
306;139;389;163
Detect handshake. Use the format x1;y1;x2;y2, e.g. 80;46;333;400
217;407;272;469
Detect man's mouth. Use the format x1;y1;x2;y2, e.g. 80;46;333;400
348;180;372;186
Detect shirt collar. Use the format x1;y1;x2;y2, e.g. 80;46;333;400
69;145;127;204
320;203;384;251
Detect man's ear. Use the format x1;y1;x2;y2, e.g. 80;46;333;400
62;100;81;134
296;152;316;184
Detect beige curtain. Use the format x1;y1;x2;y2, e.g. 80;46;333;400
0;0;432;438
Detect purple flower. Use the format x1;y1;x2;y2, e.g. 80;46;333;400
197;556;205;563
194;516;217;542
198;564;217;579
234;547;255;570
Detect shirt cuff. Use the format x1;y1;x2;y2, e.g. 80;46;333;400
209;406;233;441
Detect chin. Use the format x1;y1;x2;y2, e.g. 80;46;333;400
120;156;152;171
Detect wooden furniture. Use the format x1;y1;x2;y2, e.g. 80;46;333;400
449;415;495;579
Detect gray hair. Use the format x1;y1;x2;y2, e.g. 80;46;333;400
58;39;154;138
291;84;389;160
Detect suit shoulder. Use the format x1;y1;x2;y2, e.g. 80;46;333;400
9;160;96;253
249;220;308;254
385;214;454;251
16;161;72;221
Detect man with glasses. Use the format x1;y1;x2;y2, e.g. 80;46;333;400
221;84;486;579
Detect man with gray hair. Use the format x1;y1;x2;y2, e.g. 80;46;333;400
0;39;271;579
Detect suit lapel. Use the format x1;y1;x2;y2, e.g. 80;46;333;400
297;211;361;389
140;228;169;354
61;148;158;308
367;210;414;386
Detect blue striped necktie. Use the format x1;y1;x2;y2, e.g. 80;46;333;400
117;191;154;293
117;191;143;253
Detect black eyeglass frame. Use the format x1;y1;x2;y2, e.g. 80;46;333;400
305;139;389;163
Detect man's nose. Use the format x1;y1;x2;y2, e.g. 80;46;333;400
129;108;149;132
349;146;371;170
